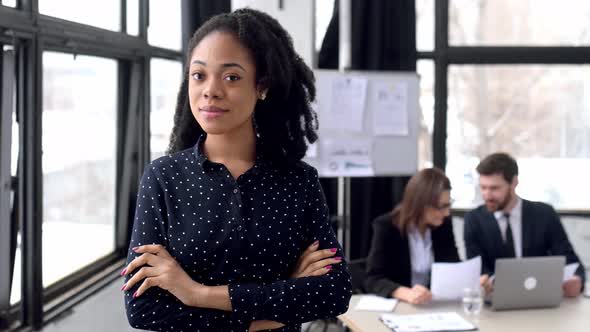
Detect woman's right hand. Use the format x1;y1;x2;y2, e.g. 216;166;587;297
291;240;342;278
393;285;432;305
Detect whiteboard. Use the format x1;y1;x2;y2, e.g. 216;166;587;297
305;70;419;177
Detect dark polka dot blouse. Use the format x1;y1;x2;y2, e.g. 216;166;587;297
124;138;352;331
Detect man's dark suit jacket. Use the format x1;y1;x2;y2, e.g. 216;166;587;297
464;199;586;285
364;212;460;298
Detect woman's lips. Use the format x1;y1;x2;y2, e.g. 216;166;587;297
199;105;228;119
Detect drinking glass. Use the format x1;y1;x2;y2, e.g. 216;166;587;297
462;287;482;315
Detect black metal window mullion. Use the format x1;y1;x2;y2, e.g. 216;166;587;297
17;36;44;331
115;62;141;255
139;0;149;41
432;0;448;169
446;46;590;64
121;0;127;34
140;58;151;169
138;0;151;174
115;61;130;254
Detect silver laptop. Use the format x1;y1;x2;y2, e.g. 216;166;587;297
491;256;565;310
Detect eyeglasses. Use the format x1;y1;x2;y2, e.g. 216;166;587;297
431;199;454;211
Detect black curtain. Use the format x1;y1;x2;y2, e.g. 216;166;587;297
181;0;231;58
318;0;416;259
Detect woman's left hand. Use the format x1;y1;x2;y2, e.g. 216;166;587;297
121;244;203;306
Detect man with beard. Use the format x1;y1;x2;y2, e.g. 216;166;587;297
464;152;585;297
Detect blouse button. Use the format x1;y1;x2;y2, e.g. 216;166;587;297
237;225;243;231
233;188;238;194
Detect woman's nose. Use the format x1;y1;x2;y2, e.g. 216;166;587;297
203;79;223;99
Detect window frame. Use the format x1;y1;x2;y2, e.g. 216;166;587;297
421;0;590;215
0;1;182;330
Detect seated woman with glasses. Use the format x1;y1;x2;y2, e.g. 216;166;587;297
364;168;459;305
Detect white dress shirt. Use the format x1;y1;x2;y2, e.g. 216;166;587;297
494;197;523;258
408;227;434;286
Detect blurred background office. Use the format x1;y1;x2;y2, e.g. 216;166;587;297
1;0;589;331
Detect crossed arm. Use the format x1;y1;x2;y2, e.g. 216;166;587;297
122;241;343;331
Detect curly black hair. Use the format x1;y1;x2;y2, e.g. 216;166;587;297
166;8;318;164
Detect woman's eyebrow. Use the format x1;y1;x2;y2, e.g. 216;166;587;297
190;60;246;72
221;62;246;71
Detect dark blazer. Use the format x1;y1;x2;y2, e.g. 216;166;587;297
364;212;460;298
464;199;586;285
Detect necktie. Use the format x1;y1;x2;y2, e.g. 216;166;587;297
503;213;516;258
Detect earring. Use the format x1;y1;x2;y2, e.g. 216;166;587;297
259;92;267;100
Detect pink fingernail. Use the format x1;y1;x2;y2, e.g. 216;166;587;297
330;248;337;253
334;256;342;261
120;268;127;276
121;284;127;291
132;246;139;252
133;291;138;298
313;240;319;246
325;265;332;270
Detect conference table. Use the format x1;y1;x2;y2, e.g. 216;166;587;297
338;294;590;332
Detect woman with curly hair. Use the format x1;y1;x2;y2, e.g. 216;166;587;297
120;8;351;332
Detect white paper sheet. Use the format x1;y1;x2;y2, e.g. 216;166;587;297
380;312;476;332
430;256;482;301
372;81;409;136
326;77;368;133
320;138;374;176
354;295;398;312
563;262;579;282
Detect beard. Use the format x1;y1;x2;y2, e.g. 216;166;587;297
485;192;512;212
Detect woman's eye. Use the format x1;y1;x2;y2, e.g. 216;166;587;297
225;75;240;82
192;72;204;80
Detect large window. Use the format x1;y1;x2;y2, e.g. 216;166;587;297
447;65;590;210
150;58;183;160
420;1;590;276
148;0;182;50
416;0;434;51
2;0;16;7
416;0;435;167
314;0;333;52
450;0;590;46
417;60;434;168
41;52;117;286
126;0;139;36
418;0;590;215
39;0;120;31
0;1;183;328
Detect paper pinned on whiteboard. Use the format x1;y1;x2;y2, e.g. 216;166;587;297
326;77;368;133
372;81;409;136
320;138;374;177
